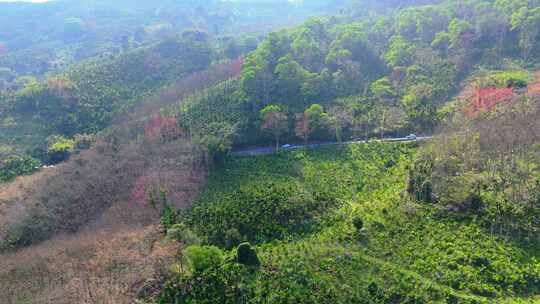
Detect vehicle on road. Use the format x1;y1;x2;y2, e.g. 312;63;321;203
405;134;417;140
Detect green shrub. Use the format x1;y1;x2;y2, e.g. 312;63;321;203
46;135;74;164
224;228;243;249
407;156;434;203
0;155;41;183
236;242;260;268
73;133;95;151
489;71;531;88
167;224;201;245
184;245;223;273
465;193;483;213
352;216;364;231
160;205;178;230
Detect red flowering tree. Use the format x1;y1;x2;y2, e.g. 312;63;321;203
130;169;159;206
464;87;516;116
229;57;244;74
144;115;183;141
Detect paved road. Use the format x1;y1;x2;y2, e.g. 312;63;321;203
232;136;432;156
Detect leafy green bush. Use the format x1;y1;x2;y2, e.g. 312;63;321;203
236;242;260;268
352;216;364;231
184;245;224;273
224;228;242;249
167;224;201;245
489;71;531;88
407;156;435;203
73;133;95;151
46;135;74;164
0;155;41;182
160;205;178;230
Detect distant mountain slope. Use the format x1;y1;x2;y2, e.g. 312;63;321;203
0;33;212;157
0;0;342;88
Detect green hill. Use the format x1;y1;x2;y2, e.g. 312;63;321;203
156;142;539;303
0;0;342;89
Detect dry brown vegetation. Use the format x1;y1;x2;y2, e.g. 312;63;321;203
0;224;179;303
0;131;205;247
0;60;244;303
0;133;205;303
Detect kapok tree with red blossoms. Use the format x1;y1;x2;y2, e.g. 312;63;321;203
464;87;516;117
145;115;183;141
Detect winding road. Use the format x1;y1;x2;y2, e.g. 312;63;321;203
232;136;432;156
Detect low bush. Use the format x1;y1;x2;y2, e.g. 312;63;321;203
184;245;223;273
46;135;74;164
167;224;201;245
352;216;364;231
236;242;260;268
489;71;531;88
0;155;41;183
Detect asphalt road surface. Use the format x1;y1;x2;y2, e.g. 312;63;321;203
232;136;432;156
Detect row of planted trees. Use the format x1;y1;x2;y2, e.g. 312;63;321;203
258;101;404;151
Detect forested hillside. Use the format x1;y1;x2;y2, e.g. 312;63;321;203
176;0;540;155
0;0;341;90
0;30;220;178
1;0;540;303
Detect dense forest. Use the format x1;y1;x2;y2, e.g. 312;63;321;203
0;0;349;181
179;0;540;154
0;0;539;303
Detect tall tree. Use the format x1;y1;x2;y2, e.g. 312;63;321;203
260;105;288;151
295;104;330;145
511;7;540;61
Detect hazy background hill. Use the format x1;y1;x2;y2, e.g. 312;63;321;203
0;0;343;90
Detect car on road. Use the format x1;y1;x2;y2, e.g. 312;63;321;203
405;134;417;140
282;144;292;149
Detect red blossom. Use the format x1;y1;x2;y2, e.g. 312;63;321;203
144;115;183;140
464;87;516;116
130;169;159;206
217;57;244;76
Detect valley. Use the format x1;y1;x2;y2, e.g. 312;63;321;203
1;0;540;303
